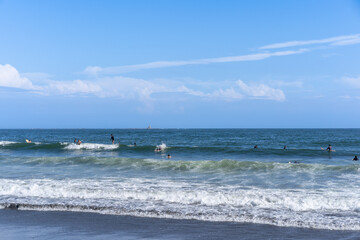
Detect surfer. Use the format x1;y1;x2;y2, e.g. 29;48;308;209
25;139;32;143
77;139;82;145
353;156;359;161
288;161;299;164
74;138;77;143
326;144;332;152
134;142;136;147
110;134;115;144
284;145;287;150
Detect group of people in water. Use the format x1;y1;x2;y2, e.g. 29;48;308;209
73;138;82;145
254;143;359;161
73;134;172;158
24;136;357;161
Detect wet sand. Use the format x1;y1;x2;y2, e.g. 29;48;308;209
0;209;358;239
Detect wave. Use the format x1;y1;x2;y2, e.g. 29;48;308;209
0;140;354;156
0;141;121;151
0;178;359;230
64;143;119;150
5;156;360;173
155;143;167;152
0;141;18;146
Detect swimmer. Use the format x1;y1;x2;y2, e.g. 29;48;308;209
110;134;115;144
254;145;258;149
284;145;287;150
353;156;359;161
25;139;32;143
134;142;136;147
167;154;171;159
77;139;82;145
74;138;77;143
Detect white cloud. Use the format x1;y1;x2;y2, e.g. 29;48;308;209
339;95;360;100
342;76;360;88
259;34;360;49
236;80;285;101
331;38;360;46
211;88;244;100
83;49;308;75
0;65;285;103
47;80;103;95
271;80;303;88
81;34;360;76
0;64;38;90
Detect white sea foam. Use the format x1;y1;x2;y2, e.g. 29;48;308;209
64;143;119;150
0;141;17;146
0;178;359;230
155;143;167;151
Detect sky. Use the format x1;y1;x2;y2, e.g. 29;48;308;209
1;0;360;128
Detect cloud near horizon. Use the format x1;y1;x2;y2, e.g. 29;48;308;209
0;64;285;102
0;64;38;90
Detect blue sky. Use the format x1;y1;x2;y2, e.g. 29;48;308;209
1;0;360;128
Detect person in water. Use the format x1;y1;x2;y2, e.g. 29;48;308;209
284;145;287;150
167;154;171;159
25;139;32;143
254;145;258;149
288;161;299;164
77;139;82;145
74;138;77;143
326;144;332;152
134;142;136;147
110;134;115;144
353;156;359;161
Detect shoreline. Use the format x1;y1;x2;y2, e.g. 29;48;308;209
0;209;358;240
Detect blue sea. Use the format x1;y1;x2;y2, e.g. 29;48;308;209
0;129;359;239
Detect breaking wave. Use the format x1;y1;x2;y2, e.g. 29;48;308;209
0;177;359;231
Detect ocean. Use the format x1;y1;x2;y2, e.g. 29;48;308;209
0;129;359;239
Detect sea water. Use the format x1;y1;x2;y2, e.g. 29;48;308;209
0;129;359;231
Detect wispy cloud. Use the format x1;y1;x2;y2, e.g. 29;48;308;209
46;80;103;95
82;34;360;76
83;49;308;75
259;34;360;49
271;80;303;88
342;76;360;88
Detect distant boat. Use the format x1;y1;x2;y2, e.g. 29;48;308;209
147;125;152;129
